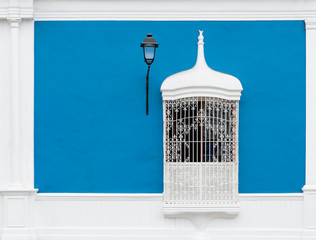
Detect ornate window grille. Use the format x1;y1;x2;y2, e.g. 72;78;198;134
164;97;238;205
161;31;242;210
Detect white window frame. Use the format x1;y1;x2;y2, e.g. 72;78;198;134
161;31;242;215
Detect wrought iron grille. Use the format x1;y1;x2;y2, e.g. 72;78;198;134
163;97;239;205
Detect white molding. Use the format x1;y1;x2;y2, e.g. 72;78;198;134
0;0;35;191
0;1;35;238
302;186;316;231
28;193;306;240
302;185;316;192
8;17;22;189
163;206;240;232
0;0;315;21
305;15;316;231
239;193;303;201
305;20;316;30
32;0;316;21
33;11;316;21
19;19;35;190
35;193;163;201
35;193;303;201
1;189;38;195
0;0;33;20
0;9;34;20
0;0;34;191
0;16;12;190
161;88;242;101
0;0;313;239
33;228;304;240
0;190;38;240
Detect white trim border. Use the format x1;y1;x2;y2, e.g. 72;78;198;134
34;228;305;240
33;11;316;21
32;193;306;240
32;0;316;21
35;193;303;201
0;0;315;239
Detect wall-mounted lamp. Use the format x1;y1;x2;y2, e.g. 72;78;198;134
141;34;159;115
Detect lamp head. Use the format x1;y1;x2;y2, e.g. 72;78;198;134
141;34;159;65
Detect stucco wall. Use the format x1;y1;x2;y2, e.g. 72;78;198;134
34;21;306;193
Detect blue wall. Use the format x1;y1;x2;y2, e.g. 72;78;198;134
35;21;306;193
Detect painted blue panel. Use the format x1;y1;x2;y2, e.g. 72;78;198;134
35;21;305;193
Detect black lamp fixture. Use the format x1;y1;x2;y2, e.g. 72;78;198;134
141;33;159;115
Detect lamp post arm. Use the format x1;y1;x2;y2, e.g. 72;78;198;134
146;65;151;115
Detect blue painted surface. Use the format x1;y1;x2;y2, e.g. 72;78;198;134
35;21;306;193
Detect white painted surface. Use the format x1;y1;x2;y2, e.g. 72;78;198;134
33;194;304;239
161;31;242;100
6;198;25;227
0;20;11;190
8;17;22;189
0;0;314;239
305;19;316;189
33;0;316;21
0;0;34;191
0;193;306;239
19;19;34;190
0;0;35;239
304;19;316;234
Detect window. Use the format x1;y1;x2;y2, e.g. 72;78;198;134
164;97;239;206
160;31;242;209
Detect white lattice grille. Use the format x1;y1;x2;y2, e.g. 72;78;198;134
163;97;239;206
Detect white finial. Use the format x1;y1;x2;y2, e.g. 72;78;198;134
195;30;207;67
198;30;204;45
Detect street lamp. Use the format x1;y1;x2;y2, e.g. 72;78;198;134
141;33;159;115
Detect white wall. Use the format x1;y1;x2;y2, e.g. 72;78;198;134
35;194;304;240
0;0;316;239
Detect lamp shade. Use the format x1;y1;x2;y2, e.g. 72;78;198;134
141;34;159;65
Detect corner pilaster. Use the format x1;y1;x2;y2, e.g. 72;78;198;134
0;0;36;239
7;16;22;189
303;18;316;239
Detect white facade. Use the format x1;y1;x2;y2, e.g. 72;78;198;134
0;0;316;239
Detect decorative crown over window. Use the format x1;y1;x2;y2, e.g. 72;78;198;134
161;31;242;212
